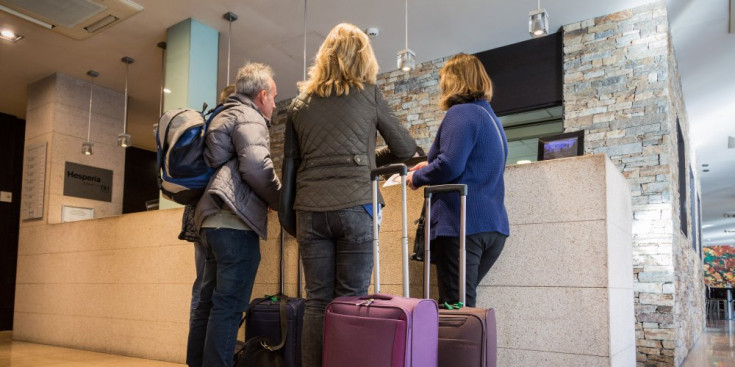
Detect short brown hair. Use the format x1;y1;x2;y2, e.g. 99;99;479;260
298;23;379;97
218;84;236;104
438;53;493;111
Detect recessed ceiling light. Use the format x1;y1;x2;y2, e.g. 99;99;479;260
516;160;532;164
703;168;710;172
163;88;171;94
0;29;23;42
702;163;709;167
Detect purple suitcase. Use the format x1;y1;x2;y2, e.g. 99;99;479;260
322;164;439;367
423;184;498;367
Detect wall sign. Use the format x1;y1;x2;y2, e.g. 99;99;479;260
61;205;95;222
22;142;47;220
63;162;113;202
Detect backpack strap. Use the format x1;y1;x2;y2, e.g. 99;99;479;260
203;103;236;135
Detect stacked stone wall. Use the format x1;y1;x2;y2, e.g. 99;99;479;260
667;29;705;367
562;1;701;366
376;59;446;151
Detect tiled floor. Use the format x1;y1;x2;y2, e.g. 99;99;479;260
0;332;185;367
2;317;734;367
680;315;735;367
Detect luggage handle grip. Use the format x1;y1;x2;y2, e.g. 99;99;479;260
359;294;393;301
370;164;407;180
439;318;468;327
424;184;467;198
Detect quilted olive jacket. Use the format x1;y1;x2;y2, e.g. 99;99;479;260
278;84;416;234
195;93;281;239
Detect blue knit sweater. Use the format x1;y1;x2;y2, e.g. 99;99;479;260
412;100;510;239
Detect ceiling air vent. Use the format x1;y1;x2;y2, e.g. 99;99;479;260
0;0;143;40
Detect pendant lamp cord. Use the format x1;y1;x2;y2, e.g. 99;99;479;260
404;0;408;49
303;0;307;80
87;78;93;142
123;62;128;135
227;18;232;85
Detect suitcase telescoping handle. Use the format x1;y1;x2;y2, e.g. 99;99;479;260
370;164;409;296
278;227;303;298
423;184;468;304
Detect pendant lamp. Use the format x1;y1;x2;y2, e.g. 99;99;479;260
82;70;99;155
397;0;415;72
118;56;134;148
529;0;549;38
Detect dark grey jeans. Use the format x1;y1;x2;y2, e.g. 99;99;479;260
296;206;374;367
433;231;507;308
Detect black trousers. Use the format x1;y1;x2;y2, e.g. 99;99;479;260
433;231;507;307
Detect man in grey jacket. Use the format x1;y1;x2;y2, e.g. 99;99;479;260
187;62;281;367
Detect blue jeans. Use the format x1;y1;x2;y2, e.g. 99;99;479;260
190;241;206;323
297;207;374;367
186;228;261;367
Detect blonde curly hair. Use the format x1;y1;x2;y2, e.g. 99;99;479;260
298;23;379;97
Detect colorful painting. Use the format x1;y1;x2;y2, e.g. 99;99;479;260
703;245;735;286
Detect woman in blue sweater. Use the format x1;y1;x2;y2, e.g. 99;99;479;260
407;53;509;307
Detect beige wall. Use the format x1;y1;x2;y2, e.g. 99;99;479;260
14;155;634;366
23;73;125;225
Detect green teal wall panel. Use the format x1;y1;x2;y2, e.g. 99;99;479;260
188;19;219;110
163;18;218;112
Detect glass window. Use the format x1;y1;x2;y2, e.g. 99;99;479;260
498;106;563;165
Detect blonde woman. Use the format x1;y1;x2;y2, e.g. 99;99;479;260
278;22;416;367
407;53;509;308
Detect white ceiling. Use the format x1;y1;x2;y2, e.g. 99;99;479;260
0;0;733;245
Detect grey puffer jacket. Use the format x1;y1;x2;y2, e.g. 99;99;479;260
195;93;281;239
283;84;416;213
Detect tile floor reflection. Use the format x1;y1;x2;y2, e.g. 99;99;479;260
0;332;185;367
680;316;735;367
2;316;734;367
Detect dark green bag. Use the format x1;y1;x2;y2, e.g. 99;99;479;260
233;298;287;367
234;336;284;367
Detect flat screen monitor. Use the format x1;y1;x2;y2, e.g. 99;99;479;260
537;130;584;161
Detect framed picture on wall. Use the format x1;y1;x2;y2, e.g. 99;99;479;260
537;130;584;161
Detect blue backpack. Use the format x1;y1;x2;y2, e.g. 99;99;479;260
156;103;230;204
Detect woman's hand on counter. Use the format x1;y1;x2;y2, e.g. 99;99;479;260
407;171;418;190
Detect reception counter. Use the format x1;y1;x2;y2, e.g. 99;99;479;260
14;154;634;366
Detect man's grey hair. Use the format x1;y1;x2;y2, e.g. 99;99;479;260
236;62;274;98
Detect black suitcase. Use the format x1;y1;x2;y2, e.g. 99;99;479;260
235;229;305;367
423;184;498;367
